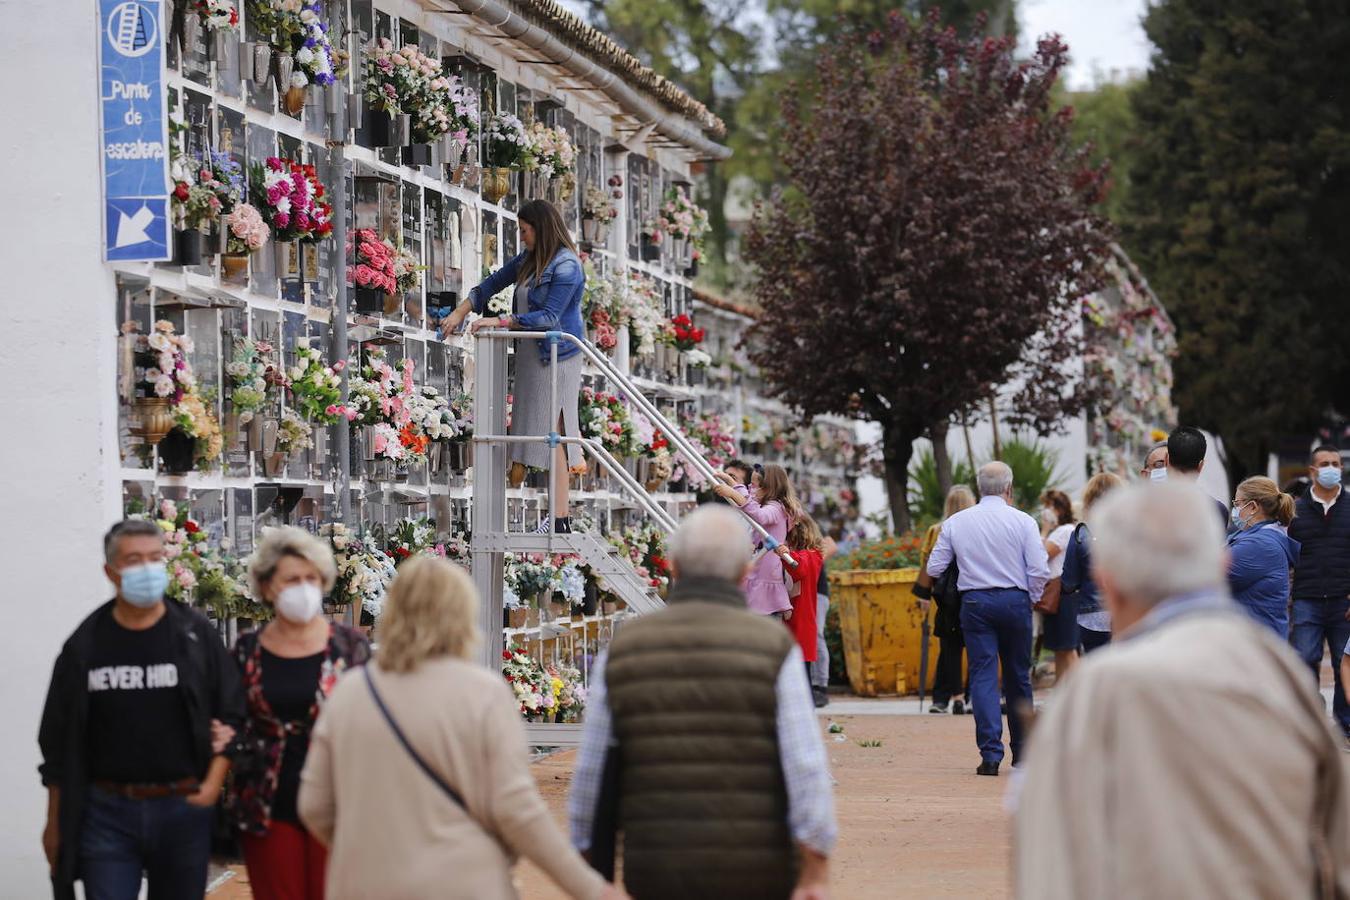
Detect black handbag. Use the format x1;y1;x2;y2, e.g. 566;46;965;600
932;559;963;640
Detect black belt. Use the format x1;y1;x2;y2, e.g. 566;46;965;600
92;778;199;800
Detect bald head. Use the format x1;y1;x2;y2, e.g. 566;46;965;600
1089;482;1225;615
977;461;1013;498
669;505;754;582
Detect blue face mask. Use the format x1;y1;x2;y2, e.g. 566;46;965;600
1317;466;1343;489
1231;503;1250;529
119;562;168;608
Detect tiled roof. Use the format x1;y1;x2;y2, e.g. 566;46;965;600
506;0;727;138
693;286;759;319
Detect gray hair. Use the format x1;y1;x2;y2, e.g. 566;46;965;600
669;505;753;582
1088;482;1224;608
104;519;164;564
977;461;1013;498
247;525;337;600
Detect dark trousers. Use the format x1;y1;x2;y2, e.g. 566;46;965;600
241;820;328;900
1291;597;1350;737
932;633;968;706
960;588;1033;765
78;785;213;900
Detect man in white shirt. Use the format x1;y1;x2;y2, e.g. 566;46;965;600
924;462;1050;776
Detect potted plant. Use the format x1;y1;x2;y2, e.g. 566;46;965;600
482;112;528;204
126;320;194;445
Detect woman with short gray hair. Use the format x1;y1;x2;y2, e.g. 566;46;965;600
226;525;369;900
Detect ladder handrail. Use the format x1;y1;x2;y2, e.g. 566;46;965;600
476;329;789;556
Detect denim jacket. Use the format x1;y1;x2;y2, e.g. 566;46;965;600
469;248;586;362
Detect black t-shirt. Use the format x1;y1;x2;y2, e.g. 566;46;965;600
86;612;197;783
261;648;323;823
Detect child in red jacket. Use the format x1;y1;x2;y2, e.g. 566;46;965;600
778;514;826;679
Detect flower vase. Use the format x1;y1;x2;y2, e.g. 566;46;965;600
246;414;263;451
263;450;288;476
401;143;433;167
641;234;661;261
684;259;699;279
484;167;512;205
688;364;705;386
673;238;690;267
601;599;617;617
526;603;541;629
274;241;293;277
250;43;271;84
283;85;307;115
213;30;232;70
174;229;204;267
130;397;175;444
361;425;377;462
448;440;473;472
508;607;528;630
440;136;464;173
353;287;385;315
158;428;197;474
581;217;601;245
548;597;567;621
239;41;256;77
272;51;294;94
221;253;249;283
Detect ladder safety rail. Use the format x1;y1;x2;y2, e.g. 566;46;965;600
477;329;795;564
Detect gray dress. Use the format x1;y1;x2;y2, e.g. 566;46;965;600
510;282;584;470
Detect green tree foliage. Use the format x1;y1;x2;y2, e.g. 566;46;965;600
1063;76;1140;225
907;447;975;528
1124;0;1350;479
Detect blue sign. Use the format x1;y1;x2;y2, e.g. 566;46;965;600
98;0;170;261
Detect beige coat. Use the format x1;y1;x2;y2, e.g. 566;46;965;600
299;657;606;900
1015;606;1350;899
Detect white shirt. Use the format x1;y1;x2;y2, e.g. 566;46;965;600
926;496;1052;604
1047;523;1075;579
1312;485;1342;516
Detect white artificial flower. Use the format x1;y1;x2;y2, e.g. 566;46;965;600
295;47;315;65
145;367;163;381
148;333;171;352
154;375;176;397
178;336;195;353
290;72;309;89
225;362;248;378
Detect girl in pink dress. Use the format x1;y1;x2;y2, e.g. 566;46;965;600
713;464;804;616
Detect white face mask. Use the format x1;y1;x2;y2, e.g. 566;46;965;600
1149;467;1168;483
275;582;323;624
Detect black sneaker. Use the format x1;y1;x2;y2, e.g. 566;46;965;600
929;702;948;714
976;760;1000;776
811;687;829;708
554;517;572;534
952;699;965;715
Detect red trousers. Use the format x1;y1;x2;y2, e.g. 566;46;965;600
241;820;327;900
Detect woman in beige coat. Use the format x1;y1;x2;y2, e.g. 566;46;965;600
298;557;625;900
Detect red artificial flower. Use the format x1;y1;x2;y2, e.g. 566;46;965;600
184;520;201;534
173;182;190;201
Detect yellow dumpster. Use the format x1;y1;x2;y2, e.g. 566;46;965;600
831;568;939;697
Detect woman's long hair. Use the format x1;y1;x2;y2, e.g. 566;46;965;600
516;199;578;286
1236;476;1296;526
377;557;480;673
757;463;805;525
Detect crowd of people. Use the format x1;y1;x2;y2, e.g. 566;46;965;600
37;502;838;900
35;409;1350;900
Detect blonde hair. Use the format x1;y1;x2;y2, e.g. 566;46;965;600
248;525;337;600
787;513;825;552
1082;472;1124;513
944;485;976;519
1236;476;1296;527
378;556;480;673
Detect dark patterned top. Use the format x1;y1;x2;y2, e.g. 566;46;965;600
226;623;370;835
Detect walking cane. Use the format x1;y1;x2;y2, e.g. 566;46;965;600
917;600;931;712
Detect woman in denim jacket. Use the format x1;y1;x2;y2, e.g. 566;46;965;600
440;200;587;533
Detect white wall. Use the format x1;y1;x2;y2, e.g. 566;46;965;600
0;1;121;891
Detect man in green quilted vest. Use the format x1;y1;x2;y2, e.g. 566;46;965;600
568;505;837;899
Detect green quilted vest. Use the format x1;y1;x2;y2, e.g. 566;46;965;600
604;576;799;900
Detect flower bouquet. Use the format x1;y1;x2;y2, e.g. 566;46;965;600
322;523;396;619
482;113;528;203
610;525;671;591
347;228;397;312
225;336;277;425
672;412;736;490
546;661;587;722
362;39;457;152
668;314;705;352
167;392;224;473
502;646;553;721
246;0;342;111
250;157;333;272
286;340;344;425
626;274;666;357
523;122;575;198
191;0;238;31
652;187;709;270
580;175;621;245
578;387;639;459
372;516;445;564
221;203;269;280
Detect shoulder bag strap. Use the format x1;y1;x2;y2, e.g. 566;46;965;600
363;668;468;811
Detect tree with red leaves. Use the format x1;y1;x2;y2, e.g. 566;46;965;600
743;12;1110;531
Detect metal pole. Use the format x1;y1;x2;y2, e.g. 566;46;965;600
548;336;558;549
327;0;352;628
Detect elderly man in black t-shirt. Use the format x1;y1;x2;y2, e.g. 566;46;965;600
38;519;244;900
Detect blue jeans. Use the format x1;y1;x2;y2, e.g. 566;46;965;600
1291;597;1350;737
960;588;1033;764
78;785;214;900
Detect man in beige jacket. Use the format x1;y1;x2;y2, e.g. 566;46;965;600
1016;482;1350;899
